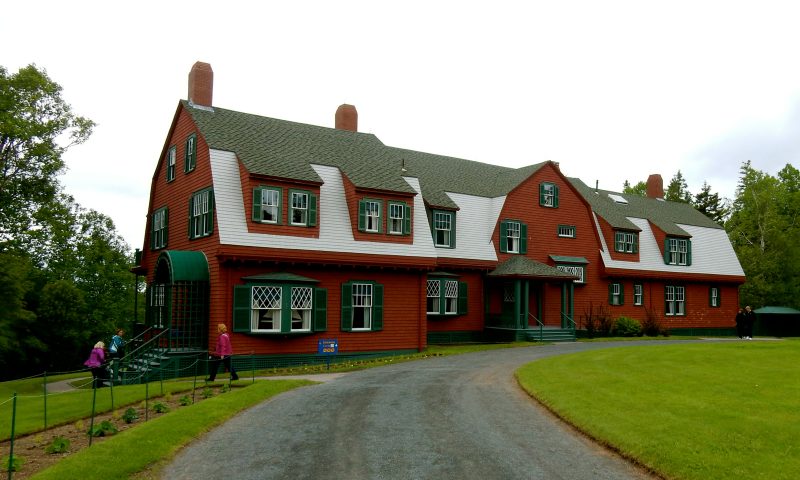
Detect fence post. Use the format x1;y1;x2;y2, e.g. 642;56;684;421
145;382;149;422
110;380;114;411
251;352;255;384
7;392;17;480
43;371;48;431
192;359;198;404
89;383;97;446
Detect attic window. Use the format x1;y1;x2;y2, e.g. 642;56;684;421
608;194;628;204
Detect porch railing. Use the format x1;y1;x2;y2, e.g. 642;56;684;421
116;328;172;384
530;313;543;338
561;312;576;330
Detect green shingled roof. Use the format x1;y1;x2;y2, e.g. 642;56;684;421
488;256;578;279
567;178;722;235
182;101;543;208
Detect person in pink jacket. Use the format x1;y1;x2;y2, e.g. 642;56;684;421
206;323;238;381
84;341;108;387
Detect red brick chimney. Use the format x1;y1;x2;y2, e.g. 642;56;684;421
335;104;358;132
188;62;213;107
646;174;664;199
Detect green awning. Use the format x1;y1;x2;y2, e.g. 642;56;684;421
157;250;209;282
549;255;589;264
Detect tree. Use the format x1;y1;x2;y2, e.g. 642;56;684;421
0;252;45;380
665;170;692;203
0;64;95;250
693;181;729;225
622;180;647;196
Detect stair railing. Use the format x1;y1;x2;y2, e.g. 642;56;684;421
529;313;543;341
118;328;171;384
561;313;577;340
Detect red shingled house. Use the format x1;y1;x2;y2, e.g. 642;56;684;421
130;62;745;370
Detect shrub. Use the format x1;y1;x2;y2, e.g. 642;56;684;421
641;307;664;336
88;420;118;437
179;395;193;406
202;387;214;399
221;384;231;393
614;316;642;337
596;307;615;336
2;454;24;471
122;407;139;424
581;302;598;338
45;436;71;454
152;401;170;413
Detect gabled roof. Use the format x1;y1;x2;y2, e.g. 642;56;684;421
567;178;722;236
182;101;547;209
488;256;578;280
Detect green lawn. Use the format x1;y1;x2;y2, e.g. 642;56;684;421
516;340;800;480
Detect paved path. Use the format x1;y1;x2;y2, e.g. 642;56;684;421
161;341;687;480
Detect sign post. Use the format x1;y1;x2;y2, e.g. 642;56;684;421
317;338;338;370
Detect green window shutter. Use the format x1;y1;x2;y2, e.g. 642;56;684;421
232;285;251;332
252;188;263;221
553;185;560;207
358;200;366;232
372;284;384;331
458;281;468;314
664;286;670;313
308;193;317;226
206;190;215;234
500;221;508;253
663;238;671;264
717;287;721;306
188;196;194;239
150;213;156;250
686;240;692;265
519;223;528;254
539;183;546;206
633;233;639;253
404;204;411;235
614;232;622;252
341;283;353;331
280;286;292;333
313;288;327;331
708;287;713;307
450;213;456;249
608;284;613;304
377;200;384;233
619;283;624;305
438;280;446;315
163;208;169;248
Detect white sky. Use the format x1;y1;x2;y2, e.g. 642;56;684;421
3;1;800;250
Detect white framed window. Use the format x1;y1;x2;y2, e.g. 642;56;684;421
556;265;585;284
149;283;166;328
252;286;282;332
365;200;381;232
539;182;559;207
261;189;280;223
506;222;521;253
710;287;720;307
190;189;213;239
389;202;404;234
166;146;176;182
152;208;167;249
558;225;576;238
291;287;312;331
665;285;686;316
667;238;689;265
444;280;459;314
351;283;373;330
184;134;196;172
615;231;637;253
634;284;643;306
610;283;623;305
291;191;308;226
426;280;440;314
434;211;453;247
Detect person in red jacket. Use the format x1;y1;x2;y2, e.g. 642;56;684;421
206;323;238;381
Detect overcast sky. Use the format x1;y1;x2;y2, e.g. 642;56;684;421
3;1;799;250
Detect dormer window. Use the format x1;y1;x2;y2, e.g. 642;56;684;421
252;186;281;224
614;231;638;253
539;182;559;208
388;201;411;235
432;210;455;248
665;237;691;266
290;189;317;227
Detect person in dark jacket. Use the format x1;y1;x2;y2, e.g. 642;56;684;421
743;305;756;340
735;308;746;339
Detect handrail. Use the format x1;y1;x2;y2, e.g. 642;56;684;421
123;328;171;360
561;312;576;330
125;326;155;351
529;313;543;339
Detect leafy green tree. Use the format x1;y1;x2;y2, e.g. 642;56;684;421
0;252;45;380
622;180;647;196
726;161;800;309
0;64;95;251
693;181;729;225
665;170;692;203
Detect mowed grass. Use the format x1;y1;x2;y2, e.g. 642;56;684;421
30;379;312;480
517;340;800;480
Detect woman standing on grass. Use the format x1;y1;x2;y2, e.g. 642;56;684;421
206;323;238;382
83;341;108;387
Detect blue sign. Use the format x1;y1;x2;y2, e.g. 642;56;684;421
318;338;338;355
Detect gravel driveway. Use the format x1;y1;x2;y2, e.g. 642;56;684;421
163;341;666;480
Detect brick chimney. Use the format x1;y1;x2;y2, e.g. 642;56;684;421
188;62;213;107
335;104;358;132
646;174;664;199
